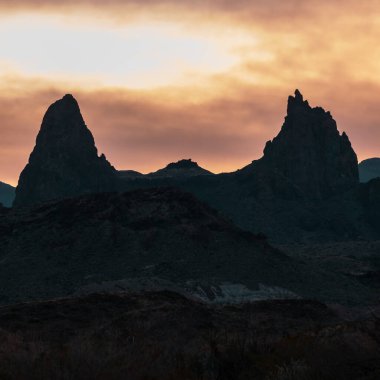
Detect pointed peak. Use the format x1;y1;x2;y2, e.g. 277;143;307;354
14;94;116;206
43;94;82;126
62;93;77;102
287;89;309;114
294;89;303;102
59;93;79;108
49;94;79;110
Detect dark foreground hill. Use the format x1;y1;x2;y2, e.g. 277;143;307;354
0;188;377;305
0;291;379;380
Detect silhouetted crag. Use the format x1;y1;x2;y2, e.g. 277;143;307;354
118;91;377;242
239;90;359;200
13;94;117;207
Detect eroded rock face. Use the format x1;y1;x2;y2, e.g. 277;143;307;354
245;90;359;199
14;94;117;206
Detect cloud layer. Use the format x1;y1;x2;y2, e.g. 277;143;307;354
0;0;379;185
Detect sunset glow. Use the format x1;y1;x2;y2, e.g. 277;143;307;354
1;0;380;185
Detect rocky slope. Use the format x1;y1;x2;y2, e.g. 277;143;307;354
13;94;117;207
0;188;375;305
0;181;15;207
359;157;380;182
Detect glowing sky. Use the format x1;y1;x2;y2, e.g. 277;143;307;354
0;0;379;185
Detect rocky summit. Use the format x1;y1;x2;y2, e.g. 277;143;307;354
241;90;359;200
13;94;117;207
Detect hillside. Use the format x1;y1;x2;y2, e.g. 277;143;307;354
0;187;377;305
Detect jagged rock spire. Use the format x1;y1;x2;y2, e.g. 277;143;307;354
14;95;117;206
247;90;359;199
287;89;310;115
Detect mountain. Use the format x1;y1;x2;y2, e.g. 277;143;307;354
0;181;15;207
11;91;379;243
13;94;117;207
238;90;359;200
0;187;374;305
148;159;213;178
359;158;380;182
119;91;378;243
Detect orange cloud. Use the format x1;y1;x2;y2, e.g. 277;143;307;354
0;1;379;185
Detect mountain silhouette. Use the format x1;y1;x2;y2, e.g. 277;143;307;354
11;91;380;243
14;94;117;207
117;91;378;242
239;90;359;200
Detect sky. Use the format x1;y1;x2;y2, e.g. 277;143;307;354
0;1;379;185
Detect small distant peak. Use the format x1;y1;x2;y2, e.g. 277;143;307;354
166;159;199;170
63;94;75;100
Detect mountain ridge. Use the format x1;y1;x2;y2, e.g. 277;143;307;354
10;90;380;243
